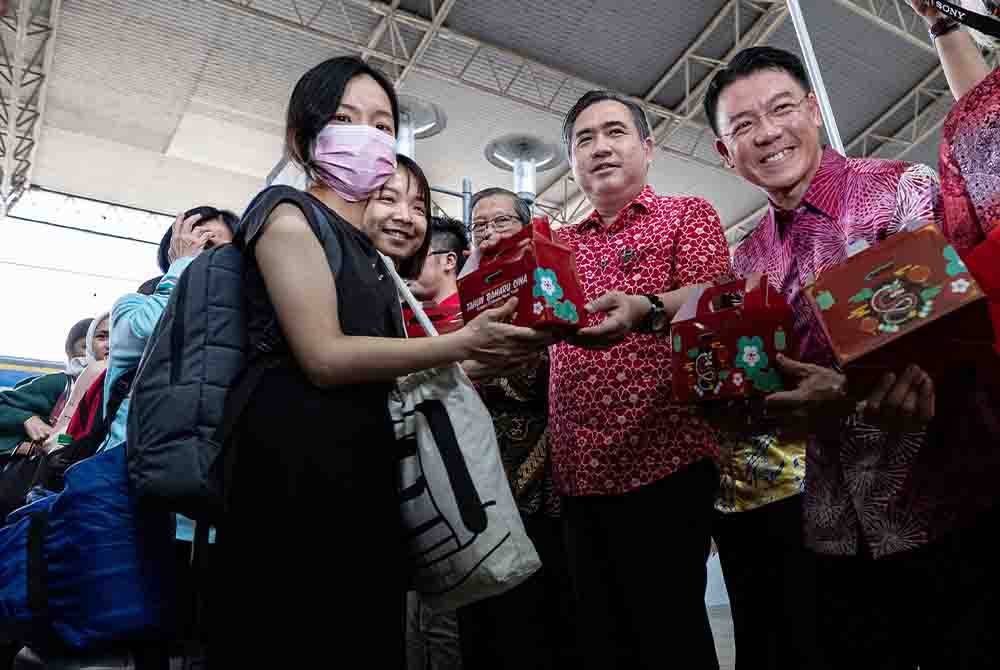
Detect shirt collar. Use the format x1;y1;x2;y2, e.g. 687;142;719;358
767;146;849;233
578;184;656;233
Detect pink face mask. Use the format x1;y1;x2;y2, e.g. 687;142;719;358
313;124;398;202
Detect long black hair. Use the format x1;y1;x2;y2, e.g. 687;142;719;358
285;56;400;183
388;154;433;280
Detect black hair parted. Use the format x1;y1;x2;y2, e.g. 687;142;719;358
703;46;811;136
285;56;400;183
561;90;652;159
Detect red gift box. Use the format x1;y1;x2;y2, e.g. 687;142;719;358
803;222;995;391
457;217;589;331
671;276;796;403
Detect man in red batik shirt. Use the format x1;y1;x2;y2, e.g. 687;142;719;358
707;45;999;668
550;90;732;670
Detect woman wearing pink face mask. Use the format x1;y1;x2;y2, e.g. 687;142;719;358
214;57;552;669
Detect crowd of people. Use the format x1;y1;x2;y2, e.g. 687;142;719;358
1;0;998;668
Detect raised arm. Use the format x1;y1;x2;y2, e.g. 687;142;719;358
905;0;992;99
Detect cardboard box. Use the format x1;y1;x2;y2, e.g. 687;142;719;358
804;222;995;390
458;217;589;331
671;276;796;402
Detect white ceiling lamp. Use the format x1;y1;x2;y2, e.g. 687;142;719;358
396;95;448;159
484;134;560;205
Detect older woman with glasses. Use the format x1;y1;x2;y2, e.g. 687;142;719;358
458;187;579;670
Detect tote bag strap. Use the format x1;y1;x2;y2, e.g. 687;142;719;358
380;251;440;338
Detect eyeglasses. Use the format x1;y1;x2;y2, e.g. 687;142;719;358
719;94;812;142
470;214;520;239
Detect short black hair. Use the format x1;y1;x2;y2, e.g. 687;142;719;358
561;90;652;159
389;154;433;281
428;216;469;274
469;187;532;228
157;206;239;272
65;318;93;357
137;276;163;296
704;47;811;136
285;56;400;183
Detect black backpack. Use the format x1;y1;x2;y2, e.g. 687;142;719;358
126;186;335;524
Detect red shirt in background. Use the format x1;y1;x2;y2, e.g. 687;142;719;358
403;292;464;338
66;368;107;439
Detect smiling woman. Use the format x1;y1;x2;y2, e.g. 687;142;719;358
360;153;432;278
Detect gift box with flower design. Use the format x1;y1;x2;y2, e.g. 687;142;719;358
457;217;589;331
670;276;796;403
804;222;995;392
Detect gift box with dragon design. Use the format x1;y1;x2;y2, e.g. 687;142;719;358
671;276;796;403
458;217;589;331
804;222;995;391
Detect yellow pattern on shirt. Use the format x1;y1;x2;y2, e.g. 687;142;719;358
716;432;806;513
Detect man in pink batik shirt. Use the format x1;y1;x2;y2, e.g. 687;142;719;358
706;46;999;669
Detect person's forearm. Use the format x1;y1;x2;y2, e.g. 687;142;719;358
654;284;704;318
301;330;470;388
934;27;992;99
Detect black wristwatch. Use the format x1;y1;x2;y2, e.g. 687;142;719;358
635;294;667;334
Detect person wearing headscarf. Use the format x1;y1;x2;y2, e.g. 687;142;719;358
0;319;91;456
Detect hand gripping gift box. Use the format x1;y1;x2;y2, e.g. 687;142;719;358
458;217;589;331
671;276;796;403
803;222;995;391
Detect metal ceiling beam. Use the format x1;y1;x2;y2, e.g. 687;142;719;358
828;0;935;54
233;0;735;201
538;0;789;226
0;0;61;217
360;0;400;64
394;0;457;86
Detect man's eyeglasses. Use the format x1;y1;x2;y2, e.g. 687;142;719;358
720;94;812;142
470;214;520;239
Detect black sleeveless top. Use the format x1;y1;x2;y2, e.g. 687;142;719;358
240;185;404;359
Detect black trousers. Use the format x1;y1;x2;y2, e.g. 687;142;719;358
562;459;720;670
712;494;825;670
457;514;580;670
815;505;1000;669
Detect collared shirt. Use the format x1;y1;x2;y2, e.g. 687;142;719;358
549;185;731;497
733;147;949;558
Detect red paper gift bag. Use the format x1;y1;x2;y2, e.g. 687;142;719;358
458;217;589;331
671;276;796;403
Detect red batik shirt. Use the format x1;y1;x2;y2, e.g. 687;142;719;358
733;148;950;558
939;65;1000;349
548;186;731;497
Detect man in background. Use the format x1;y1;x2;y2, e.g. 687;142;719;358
404;216;468;337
